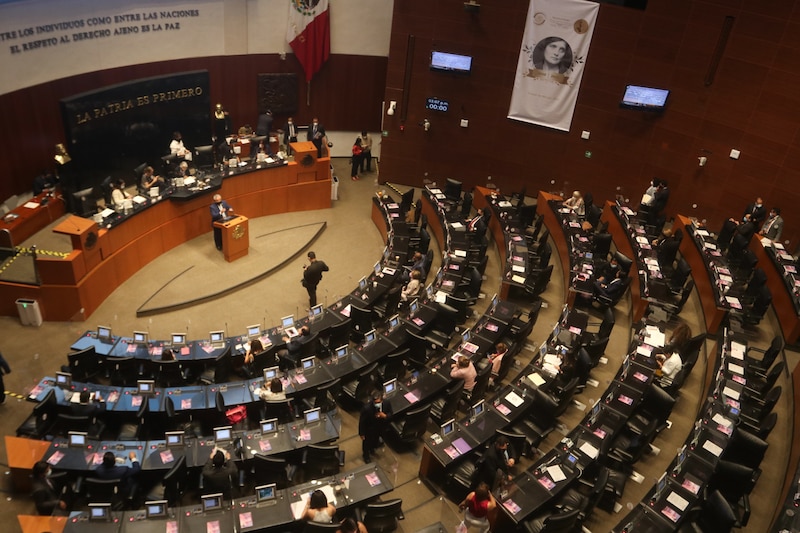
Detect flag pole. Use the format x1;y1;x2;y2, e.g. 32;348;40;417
307;81;311;106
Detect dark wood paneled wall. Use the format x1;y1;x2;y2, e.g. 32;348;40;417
0;54;387;203
380;0;800;248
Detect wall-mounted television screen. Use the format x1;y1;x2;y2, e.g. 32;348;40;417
621;85;670;110
430;51;472;74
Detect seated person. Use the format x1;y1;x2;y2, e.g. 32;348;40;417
480;436;515;490
173;161;191;179
33;171;58;195
202;449;238;499
656;351;683;388
401;269;422;302
563;190;585;216
337;517;368;533
238;124;253;136
302;489;336;523
169;132;192;161
31;461;68;516
403;251;426;282
257;377;286;401
161;348;176;361
278;325;311;368
450;355;477;394
140;166;164;191
593;269;626;301
487;342;509;388
111;178;130;208
95;451;140;495
244;338;264;367
70;390;105;418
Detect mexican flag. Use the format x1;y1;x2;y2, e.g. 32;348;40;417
287;0;331;82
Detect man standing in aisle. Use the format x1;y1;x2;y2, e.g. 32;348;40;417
284;117;298;155
303;251;329;308
359;131;373;173
307;117;327;158
210;194;234;251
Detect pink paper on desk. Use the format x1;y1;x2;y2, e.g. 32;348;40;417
537;476;556;490
299;429;311;441
365;472;381;486
181;398;191;409
206;520;221;533
239;512;253;529
131;395;143;407
92;452;104;465
202;344;215;354
127;344;136;353
29;385;43;398
496;403;511;415
259;440;272;452
181;346;190;356
160;450;174;463
404;391;419;404
166;521;178;533
452;438;471;454
502;499;521;514
568;326;581;335
152;346;163;356
47;451;64;465
106;391;119;403
485;323;499;332
294;374;307;384
443;446;459;459
413;317;425;326
682;479;700;495
661;507;680;523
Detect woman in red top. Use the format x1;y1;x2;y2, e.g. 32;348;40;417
351;137;363;181
459;482;496;532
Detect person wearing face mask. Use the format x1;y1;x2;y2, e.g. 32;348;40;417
283;117;298;155
760;207;784;241
359;391;393;463
743;196;767;227
210;193;234;251
31;461;68;515
307;117;327;158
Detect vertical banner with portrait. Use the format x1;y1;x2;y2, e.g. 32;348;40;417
508;0;599;132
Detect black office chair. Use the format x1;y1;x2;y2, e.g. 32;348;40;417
164;395;202;438
325;318;352;351
404;330;434;369
301;444;345;478
145;455;188;507
691;489;737;533
16;388;58;438
263;399;296;424
425;303;459;349
463;364;492;405
522;506;581;533
512;389;560;456
67;346;101;383
250;454;296;489
626;385;675;437
381;349;408;381
349;306;374;343
54;413;105;440
444;178;462;201
525;265;553;297
445;293;471;324
341;362;380;410
358;498;404;533
583;335;610;367
386;403;432;447
741;410;777;441
739;385;781;429
108;356;139;387
374;286;402;320
745;335;783;374
430;380;464;425
583;307;615;346
200;347;233;385
706;459;758;527
553;466;608;522
721;427;769;470
669;258;692;294
116;397;149;441
85;477;128;510
154;360;185;388
744;361;785;397
303;523;341;533
301;378;341;414
592;232;612;259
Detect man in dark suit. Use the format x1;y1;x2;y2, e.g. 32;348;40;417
283;117;298;155
760;208;784;241
743;197;767;227
359;391;393;463
202;449;238;499
306;117;327;158
480;436;516;489
70;390;105;418
210;194;234;251
302;251;329;308
95;451;141;496
256;109;273;136
593;270;626;302
31;461;68;515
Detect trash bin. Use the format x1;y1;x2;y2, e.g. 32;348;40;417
331;175;339;201
16;298;42;327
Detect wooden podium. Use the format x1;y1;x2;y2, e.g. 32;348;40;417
52;215;103;271
290;141;319;183
214;215;249;262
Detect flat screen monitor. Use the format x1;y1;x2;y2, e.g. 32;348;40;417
461;329;471;345
165;431;184;447
435;270;443;286
201;493;224;512
133;331;148;344
388;315;400;331
301;356;315;371
55;371;72;389
441;419;455;436
256;483;277;502
471;400;485;418
430;51;472;74
364;329;377;344
409;299;419;316
214;426;233;443
621;85;670;110
171;333;186;346
358;277;367;291
620;354;631;380
490;293;499;311
383;378;397;396
673;445;687;475
145;500;168;519
281;315;295;330
88;503;111;521
97;325;112;341
588;400;601;426
426;284;435;301
335;345;348;359
565;452;579;468
374;262;382;277
260;418;278;434
68;431;88;447
304;407;321;425
263;366;279;381
654;472;668;500
209;330;225;345
383;246;390;261
246;324;261;338
310;304;323;317
137;380;155;395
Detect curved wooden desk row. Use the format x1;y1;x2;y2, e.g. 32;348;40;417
0;190;66;248
0;157;332;321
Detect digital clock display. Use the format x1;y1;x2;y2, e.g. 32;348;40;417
425;97;449;112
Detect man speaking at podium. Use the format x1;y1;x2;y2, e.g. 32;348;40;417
210;193;234;251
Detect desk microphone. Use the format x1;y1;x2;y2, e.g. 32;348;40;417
225;322;229;337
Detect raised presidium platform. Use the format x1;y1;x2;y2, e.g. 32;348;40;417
0;190;66;248
0;153;331;321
